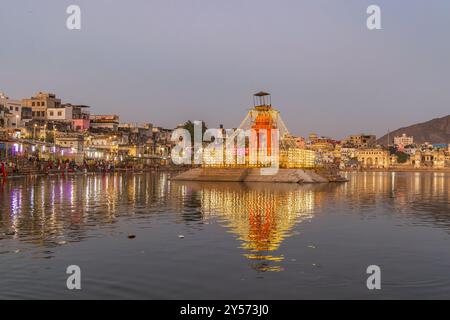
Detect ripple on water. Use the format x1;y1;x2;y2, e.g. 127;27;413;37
0;172;450;299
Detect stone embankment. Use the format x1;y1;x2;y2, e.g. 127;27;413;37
342;167;450;173
171;168;347;183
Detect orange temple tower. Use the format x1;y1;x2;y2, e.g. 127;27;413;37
251;91;275;157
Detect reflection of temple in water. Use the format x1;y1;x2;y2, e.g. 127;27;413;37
2;172;449;267
176;182;316;272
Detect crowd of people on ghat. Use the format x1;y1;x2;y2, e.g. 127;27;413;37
0;155;156;177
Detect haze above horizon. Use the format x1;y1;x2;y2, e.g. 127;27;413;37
1;0;449;139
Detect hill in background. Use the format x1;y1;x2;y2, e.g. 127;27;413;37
377;115;450;145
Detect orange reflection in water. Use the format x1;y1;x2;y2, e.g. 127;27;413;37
179;182;317;272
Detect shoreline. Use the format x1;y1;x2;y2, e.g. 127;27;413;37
172;167;348;183
0;167;188;180
341;168;450;173
2;167;449;180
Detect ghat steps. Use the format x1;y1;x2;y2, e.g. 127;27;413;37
172;167;346;183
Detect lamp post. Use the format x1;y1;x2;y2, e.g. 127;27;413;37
33;124;37;141
53;127;57;160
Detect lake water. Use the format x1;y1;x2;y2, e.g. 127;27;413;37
0;172;449;299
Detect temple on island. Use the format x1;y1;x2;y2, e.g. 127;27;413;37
174;91;347;183
202;91;316;169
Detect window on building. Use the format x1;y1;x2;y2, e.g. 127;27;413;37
15;107;19;111
58;112;62;116
50;111;54;116
32;102;35;106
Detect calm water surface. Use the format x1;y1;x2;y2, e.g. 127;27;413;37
0;172;449;299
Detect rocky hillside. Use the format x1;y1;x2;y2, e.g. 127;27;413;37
377;115;450;145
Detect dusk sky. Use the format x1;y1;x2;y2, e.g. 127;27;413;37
1;0;449;139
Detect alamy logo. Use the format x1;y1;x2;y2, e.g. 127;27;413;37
367;5;382;30
170;121;281;175
366;265;381;290
66;5;81;30
66;265;81;290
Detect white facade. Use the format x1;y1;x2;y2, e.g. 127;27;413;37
55;135;84;152
0;92;23;127
86;135;120;149
403;146;417;156
340;147;357;161
47;106;73;121
394;133;414;146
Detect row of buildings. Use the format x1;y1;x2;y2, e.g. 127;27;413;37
306;132;450;169
1;90;449;170
0;91;175;165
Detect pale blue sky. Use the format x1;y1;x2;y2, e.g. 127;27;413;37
1;0;449;139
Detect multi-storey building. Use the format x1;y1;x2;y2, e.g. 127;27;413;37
413;149;447;169
0;104;12;129
308;133;318;143
90;115;119;131
118;123;153;145
294;136;306;149
394;133;414;147
339;146;357;162
47;106;73;121
55;133;85;152
68;104;91;131
22;92;61;120
310;137;336;152
357;148;390;168
45;103;91;129
151;127;174;156
0;92;26;127
343;134;377;148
